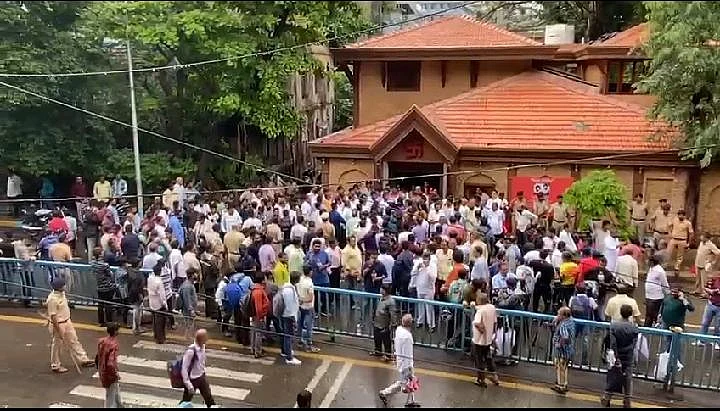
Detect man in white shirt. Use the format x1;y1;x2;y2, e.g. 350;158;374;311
377;245;395;286
615;253;639;288
221;205;242;234
290;216;308;244
472;293;500;387
379;314;417;407
412;250;437;330
643;254;669;326
7;170;22;216
515;205;537;246
483;202;504;239
147;264;168;344
181;329;216;407
111;175;127;198
241;210;262;232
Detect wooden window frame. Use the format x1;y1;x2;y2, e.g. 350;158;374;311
606;60;648;94
384;61;421;92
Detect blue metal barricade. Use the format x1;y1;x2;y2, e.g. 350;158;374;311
0;258;718;391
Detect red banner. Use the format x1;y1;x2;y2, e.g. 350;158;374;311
510;176;575;208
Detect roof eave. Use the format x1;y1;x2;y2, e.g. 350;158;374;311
332;46;560;63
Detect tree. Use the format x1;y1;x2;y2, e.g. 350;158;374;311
564;170;629;233
84;1;370;178
637;1;720;167
332;71;353;131
0;1;125;176
541;1;646;41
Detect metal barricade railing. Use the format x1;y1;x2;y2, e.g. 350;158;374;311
0;258;719;392
313;286;720;392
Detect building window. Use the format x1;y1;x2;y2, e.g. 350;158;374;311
385;61;421;91
607;60;648;94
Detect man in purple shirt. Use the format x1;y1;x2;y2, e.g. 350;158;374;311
258;235;276;272
305;239;330;315
412;213;429;244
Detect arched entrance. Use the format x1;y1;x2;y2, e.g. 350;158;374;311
463;173;496;199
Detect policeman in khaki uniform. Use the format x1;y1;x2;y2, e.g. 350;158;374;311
46;277;95;373
550;195;569;233
667;209;694;275
533;193;550;230
629;193;648;241
649;201;671;248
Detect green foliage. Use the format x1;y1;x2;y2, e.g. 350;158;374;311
332;71;353;131
637;1;720;167
541;1;646;41
209;153;265;188
99;149;197;193
564;170;629;232
0;1;125;176
0;1;369;187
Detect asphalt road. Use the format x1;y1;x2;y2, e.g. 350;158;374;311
0;305;709;409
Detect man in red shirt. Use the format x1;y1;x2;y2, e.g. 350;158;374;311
250;273;270;358
96;323;121;407
698;274;720;349
577;248;599;284
48;210;69;234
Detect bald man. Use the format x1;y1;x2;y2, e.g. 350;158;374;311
181;329;216;408
379;314;418;407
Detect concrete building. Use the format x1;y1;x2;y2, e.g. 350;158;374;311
309;16;720;234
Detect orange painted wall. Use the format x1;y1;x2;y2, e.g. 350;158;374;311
356;60;532;126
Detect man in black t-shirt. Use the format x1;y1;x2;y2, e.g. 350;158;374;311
529;250;555;314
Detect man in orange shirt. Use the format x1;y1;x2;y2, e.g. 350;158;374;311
250;273;270;358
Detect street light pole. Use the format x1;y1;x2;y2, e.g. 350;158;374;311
126;41;143;218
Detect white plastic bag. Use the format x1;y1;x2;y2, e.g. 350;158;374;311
634;334;650;362
494;328;515;357
654;352;684;380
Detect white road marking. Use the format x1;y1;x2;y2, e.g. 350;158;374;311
133;340;275;365
48;403;80;408
91;371;250;400
295;360;332;408
69;385;180;408
117;355;263;383
319;362;353;408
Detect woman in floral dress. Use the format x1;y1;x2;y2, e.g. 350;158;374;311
551;306;576;394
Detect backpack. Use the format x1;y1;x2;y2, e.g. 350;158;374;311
272;287;287;318
167;346;198;388
240;287;256;318
224;281;242;309
448;279;467;304
570;294;593;320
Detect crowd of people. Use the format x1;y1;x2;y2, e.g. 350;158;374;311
12;175;720;407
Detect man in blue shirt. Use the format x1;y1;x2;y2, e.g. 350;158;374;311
168;212;185;249
305;239;330;315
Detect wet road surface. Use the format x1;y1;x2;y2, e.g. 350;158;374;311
0;304;715;408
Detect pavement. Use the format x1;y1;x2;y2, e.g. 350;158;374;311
0;305;718;408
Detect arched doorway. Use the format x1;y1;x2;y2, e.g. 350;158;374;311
337;169;369;189
463;173;496;199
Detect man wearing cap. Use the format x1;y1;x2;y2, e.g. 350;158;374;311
667;209;694;277
46;277;95;373
649;200;671;248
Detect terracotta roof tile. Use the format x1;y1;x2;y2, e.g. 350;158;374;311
347;16;540;49
315;71;674;152
599;23;649;47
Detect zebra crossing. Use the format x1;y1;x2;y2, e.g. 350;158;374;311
49;340;274;408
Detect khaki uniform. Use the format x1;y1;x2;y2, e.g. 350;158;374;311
265;223;283;255
667;217;693;272
694;240;719;293
49;243;74;293
550;202;568;232
534;199;550;230
650;209;671;246
630;201;648;240
223;230;245;269
46;291;90;370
